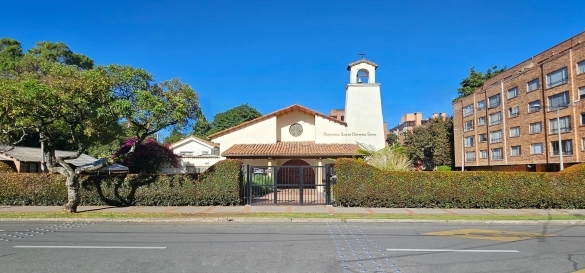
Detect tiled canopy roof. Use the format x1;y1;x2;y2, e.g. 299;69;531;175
347;59;378;70
222;141;359;157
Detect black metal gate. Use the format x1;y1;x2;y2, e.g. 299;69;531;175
244;165;333;205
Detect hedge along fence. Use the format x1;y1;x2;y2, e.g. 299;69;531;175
0;159;243;206
334;158;585;209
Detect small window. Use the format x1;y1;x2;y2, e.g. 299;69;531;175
528;100;541;113
510;126;520;137
463;104;474;117
488;94;501;108
578;60;585;74
489;112;502;126
28;163;38;173
582;138;585;151
490;130;502;143
530;122;542;134
511;146;521;156
478;116;486;126
550;116;571;134
464;136;475;147
180;151;194;156
531;143;543;154
527;79;540;92
479;150;488;159
464;120;474;132
509;106;519;118
579;87;585;100
548;91;570;110
477;100;486;110
465;151;476;162
551;139;573;156
581;113;585;126
479;133;487;143
491;148;503;160
547;67;568;88
507;87;518;99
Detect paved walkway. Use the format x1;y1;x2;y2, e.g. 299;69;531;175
1;205;584;217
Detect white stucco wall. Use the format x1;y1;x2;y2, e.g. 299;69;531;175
349;62;376;84
276;111;316;142
160;156;221;174
344;83;385;150
314;116;351;144
211;116;277;156
172;140;214;156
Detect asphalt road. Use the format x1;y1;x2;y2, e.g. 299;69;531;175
0;221;584;273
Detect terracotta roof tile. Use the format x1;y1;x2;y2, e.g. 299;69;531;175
222;141;359;157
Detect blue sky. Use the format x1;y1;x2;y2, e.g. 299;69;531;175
2;0;584;138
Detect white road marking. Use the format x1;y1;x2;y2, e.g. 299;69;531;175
13;246;167;249
386;248;519;253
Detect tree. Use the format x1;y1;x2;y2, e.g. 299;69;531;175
0;38;23;74
386;133;398;146
403;116;453;168
455;66;505;100
192;104;261;138
114;138;178;173
163;128;187;144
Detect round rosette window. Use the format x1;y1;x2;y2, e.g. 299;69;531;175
289;123;303;137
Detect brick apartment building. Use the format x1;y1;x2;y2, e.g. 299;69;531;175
453;31;585;172
388;112;447;144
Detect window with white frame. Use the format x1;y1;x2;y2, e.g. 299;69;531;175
579;87;585;100
551;139;573;156
464;136;475;147
489;112;502;125
531;143;543;154
549;116;571;134
490;130;502;143
478;116;486;126
463;104;474;117
511;146;521;156
465;151;476;162
488;94;501;108
477;100;485;110
547;67;568;88
548;91;570;110
507;87;518;99
464;120;474;132
527;78;540;92
529;122;542;134
510;126;520;137
479;150;487;159
581;113;585;126
479;133;487;142
509;106;519;118
491;148;503;160
578;60;585;74
528;100;541;113
582;138;585;151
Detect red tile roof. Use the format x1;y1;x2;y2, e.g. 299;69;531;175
208;104;347;140
222;141;359;157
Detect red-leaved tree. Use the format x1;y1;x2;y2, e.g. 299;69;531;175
114;138;178;174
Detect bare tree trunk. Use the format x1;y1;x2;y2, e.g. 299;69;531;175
63;173;80;213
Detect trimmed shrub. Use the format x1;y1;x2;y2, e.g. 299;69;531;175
436;165;451;171
334;159;585;209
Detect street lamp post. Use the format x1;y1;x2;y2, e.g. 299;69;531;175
555;106;570;171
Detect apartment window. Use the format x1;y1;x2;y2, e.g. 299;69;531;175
479;150;487;159
510;126;520;137
581;113;585;126
489;112;502;126
511;146;522;156
578;60;585;74
28;163;38;173
464;136;475;147
491;148;503;160
529;122;542;134
478;116;486;126
527;78;540;92
490;130;502;143
531;143;543;154
465;151;476;162
507;87;518;99
528;100;541;113
488;94;501;108
582;138;585;151
508;106;519;118
463;104;474;117
549;116;571;134
548;91;570;110
477;100;486;110
546;67;568;88
464;120;474;132
579;87;585;100
479;133;487;143
551;140;573;156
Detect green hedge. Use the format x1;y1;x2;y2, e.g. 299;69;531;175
334;158;585;209
0;159;243;206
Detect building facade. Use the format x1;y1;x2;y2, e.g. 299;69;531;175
160;136;221;174
453;31;585;171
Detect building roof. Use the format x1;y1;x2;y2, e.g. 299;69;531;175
171;135;219;149
347;59;378;70
208;104;348;139
0;146;98;166
222;141;360;157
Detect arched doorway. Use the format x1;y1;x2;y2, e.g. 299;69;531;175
277;159;315;188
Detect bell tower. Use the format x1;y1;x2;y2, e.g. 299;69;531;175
344;57;385;150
